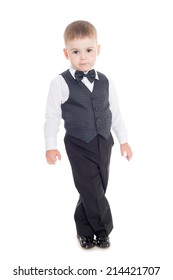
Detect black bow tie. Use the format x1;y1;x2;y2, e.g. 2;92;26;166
75;69;96;83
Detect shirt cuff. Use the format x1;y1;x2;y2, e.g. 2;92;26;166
45;137;57;151
114;130;128;145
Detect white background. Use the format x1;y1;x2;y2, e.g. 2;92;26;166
0;0;173;279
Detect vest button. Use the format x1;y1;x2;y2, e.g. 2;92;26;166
96;118;101;122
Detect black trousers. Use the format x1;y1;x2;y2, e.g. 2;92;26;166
64;133;114;237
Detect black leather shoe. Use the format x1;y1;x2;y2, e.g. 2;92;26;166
96;235;110;248
77;235;95;249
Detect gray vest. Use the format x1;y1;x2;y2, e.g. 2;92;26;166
61;70;112;143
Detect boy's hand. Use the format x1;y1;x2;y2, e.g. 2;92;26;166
120;143;133;161
46;149;61;165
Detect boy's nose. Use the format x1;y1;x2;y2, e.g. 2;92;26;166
80;53;87;60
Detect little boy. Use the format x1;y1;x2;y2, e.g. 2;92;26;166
44;20;133;249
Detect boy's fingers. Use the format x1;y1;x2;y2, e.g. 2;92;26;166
47;156;56;164
56;151;61;160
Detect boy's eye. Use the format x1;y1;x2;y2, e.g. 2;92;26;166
73;50;79;54
87;49;93;53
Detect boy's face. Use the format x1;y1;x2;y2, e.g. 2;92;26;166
63;37;100;72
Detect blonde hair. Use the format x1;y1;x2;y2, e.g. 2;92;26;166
64;20;97;44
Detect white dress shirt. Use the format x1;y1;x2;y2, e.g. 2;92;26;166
44;67;128;150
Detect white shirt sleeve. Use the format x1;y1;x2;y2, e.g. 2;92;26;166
44;75;69;150
108;78;128;144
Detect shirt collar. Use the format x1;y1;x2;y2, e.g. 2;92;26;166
69;66;99;80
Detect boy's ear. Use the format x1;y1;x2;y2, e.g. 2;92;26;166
63;48;69;59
